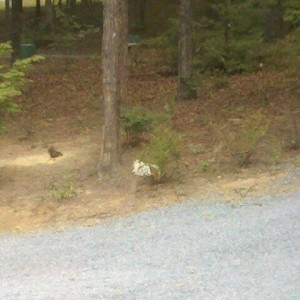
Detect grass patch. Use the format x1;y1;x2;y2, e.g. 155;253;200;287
49;176;77;201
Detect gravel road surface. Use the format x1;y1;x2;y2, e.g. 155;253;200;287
1;191;299;299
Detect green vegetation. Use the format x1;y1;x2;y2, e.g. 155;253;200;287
23;7;99;49
209;109;272;168
226;110;270;167
199;159;214;172
121;105;169;145
142;127;181;179
0;43;44;133
189;143;205;155
145;1;299;75
50;177;77;201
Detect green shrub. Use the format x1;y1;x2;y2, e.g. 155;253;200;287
226;110;270;167
142;127;181;179
23;8;100;49
269;148;283;165
141;18;179;71
262;27;300;71
195;37;264;74
120;106;169;144
284;1;300;27
0;43;44;133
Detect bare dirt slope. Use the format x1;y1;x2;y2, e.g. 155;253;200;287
0;58;299;233
1;132;299;234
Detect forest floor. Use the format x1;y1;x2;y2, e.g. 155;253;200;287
0;51;299;233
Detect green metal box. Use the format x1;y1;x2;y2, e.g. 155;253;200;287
20;44;37;59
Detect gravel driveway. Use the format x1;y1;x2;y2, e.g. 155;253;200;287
1;191;299;300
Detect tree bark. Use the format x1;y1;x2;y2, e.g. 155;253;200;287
177;0;196;100
19;0;23;12
132;0;146;30
5;0;10;24
139;0;147;29
99;0;128;176
224;0;231;44
45;0;54;33
264;0;284;42
36;0;41;18
70;0;77;14
58;0;62;9
11;0;22;63
65;0;70;12
120;0;129;105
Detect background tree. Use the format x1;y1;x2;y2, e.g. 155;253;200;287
69;0;77;14
130;0;147;31
5;0;10;25
99;0;128;177
177;0;196;100
65;0;70;11
121;0;129;105
36;0;41;20
45;0;54;33
264;0;285;42
224;0;231;44
11;0;22;62
65;0;77;14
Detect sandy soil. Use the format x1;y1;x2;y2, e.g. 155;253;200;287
1;132;299;234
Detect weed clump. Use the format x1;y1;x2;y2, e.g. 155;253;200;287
50;177;77;200
225;110;270;167
141;126;181;180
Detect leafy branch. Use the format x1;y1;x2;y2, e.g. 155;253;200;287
0;42;44;133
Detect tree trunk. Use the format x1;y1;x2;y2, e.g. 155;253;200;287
132;0;146;31
224;0;231;44
120;0;129;105
45;0;54;33
177;0;196;100
11;0;22;13
36;0;41;18
139;0;147;29
65;0;70;12
11;0;22;63
264;0;284;42
70;0;77;14
99;0;128;176
5;0;10;24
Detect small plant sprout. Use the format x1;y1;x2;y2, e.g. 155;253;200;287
199;159;215;172
189;143;205;154
50;177;77;200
